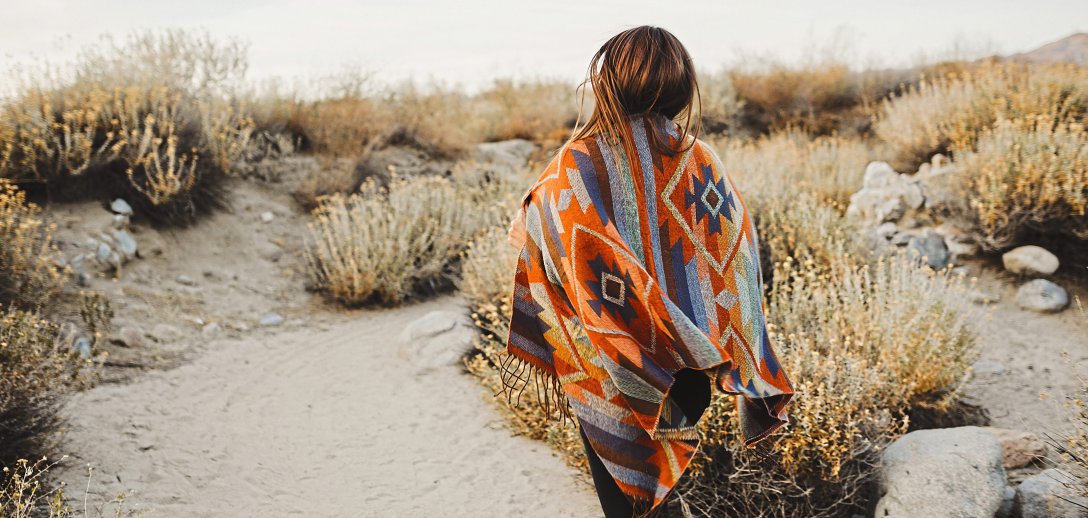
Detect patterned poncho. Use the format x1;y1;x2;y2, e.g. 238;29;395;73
501;114;795;512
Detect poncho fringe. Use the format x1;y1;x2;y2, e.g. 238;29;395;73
500;114;795;515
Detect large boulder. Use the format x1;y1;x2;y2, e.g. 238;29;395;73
847;162;927;223
875;426;1007;518
1016;279;1070;313
1014;468;1088;518
1002;245;1060;275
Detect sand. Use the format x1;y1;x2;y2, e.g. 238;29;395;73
44;159;1088;516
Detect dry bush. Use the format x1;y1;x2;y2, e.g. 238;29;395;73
952;117;1088;252
876;62;1088;173
0;309;83;466
459;228;586;465
716;131;877;207
306;165;517;306
0;30;254;225
475;79;577;143
0;180;66;309
698;70;745;135
1;457;133;518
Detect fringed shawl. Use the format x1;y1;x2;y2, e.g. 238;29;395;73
501;114;795;514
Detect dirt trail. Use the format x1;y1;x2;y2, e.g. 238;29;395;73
55;296;598;517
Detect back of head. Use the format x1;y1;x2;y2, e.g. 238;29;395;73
571;26;701;157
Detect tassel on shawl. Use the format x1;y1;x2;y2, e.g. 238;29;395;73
497;352;575;425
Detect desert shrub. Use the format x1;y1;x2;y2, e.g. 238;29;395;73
305;164;517;305
0;30;254;225
716;131;877;207
475;79;577;143
0;308;84;466
731;62;861;135
698;70;745;135
459;228;587;465
876;63;1088;173
951;117;1088;252
1;457;134;518
0;180;65;309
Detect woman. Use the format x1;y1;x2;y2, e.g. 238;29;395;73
502;26;795;517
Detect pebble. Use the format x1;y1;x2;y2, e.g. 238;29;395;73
176;274;197;286
110;198;134;215
1015;279;1069;313
1002;245;1060;276
260;211;275;223
260;313;285;326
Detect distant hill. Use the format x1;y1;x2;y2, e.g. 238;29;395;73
1008;33;1088;65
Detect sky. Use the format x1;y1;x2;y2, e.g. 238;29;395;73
0;0;1084;91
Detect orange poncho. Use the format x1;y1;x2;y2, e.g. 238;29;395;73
502;114;795;512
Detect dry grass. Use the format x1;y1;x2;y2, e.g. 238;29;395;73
875;62;1088;173
1;457;133;518
714;131;878;208
0;180;66;309
305;164;519;306
953;117;1088;252
0;30;253;224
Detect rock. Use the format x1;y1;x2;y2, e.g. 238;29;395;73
150;323;182;342
110;326;145;348
73;336;93;358
876;198;906;222
875;426;1007;518
260;211;275;223
475;139;536;170
998;485;1016;518
932;153;949;168
398;311;474;372
110;198;133;215
876;222;899;240
907;229;951;270
972;360;1007;376
176;274;197;286
112;214;130;229
95;241;112;263
1002;246;1060;275
1014;468;1088;518
864;161;900;189
202;322;222;336
986;428;1046;469
890;232;914;247
259;312;285;326
1016;279;1070;313
112;230;138;260
967;289;1000;305
901;182;925;209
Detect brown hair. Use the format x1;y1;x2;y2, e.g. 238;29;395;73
570;26;701;158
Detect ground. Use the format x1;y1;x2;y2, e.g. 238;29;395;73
40;159;1088;517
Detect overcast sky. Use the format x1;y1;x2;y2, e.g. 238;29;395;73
0;0;1084;90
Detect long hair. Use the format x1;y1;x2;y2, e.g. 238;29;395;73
570;26;702;158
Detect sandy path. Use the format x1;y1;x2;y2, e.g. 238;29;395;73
55;296;598;517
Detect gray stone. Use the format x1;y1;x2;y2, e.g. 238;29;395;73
876;222;900;240
864;161;900;189
1014;468;1088;518
986;428;1046;469
972;360;1008;376
875;426;1007;518
891;232;914;247
202;322;222;336
877;198;906;222
398;311;474;372
112;230;138;260
1016;279;1070;313
176;274;197;286
901;181;925;209
907;229;951;270
260;211;275;223
73;336;93;358
997;485;1016;518
1002;246;1060;276
259;312;285;326
96;241;112;263
110;198;133;215
110;326;145;348
475;139;536;170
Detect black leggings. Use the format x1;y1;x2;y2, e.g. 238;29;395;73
578;369;711;518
